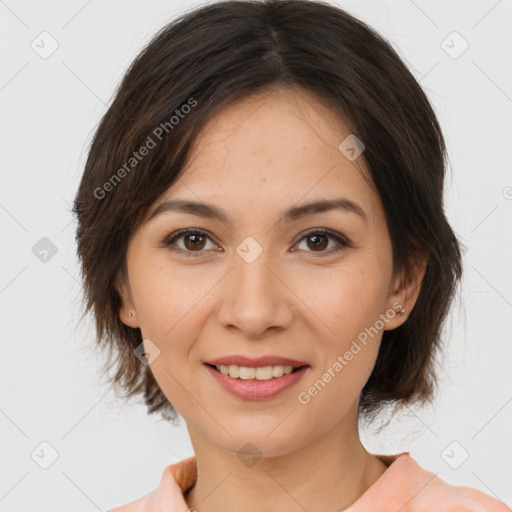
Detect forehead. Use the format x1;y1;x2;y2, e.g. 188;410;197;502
150;87;381;226
187;86;360;173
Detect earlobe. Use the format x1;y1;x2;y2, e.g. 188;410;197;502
384;256;428;330
116;271;139;328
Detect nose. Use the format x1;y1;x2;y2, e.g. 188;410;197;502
215;253;294;339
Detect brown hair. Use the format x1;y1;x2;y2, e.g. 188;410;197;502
72;0;462;426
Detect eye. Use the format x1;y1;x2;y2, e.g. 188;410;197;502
163;227;352;257
163;228;218;256
293;228;352;256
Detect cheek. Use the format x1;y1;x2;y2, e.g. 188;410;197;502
292;273;386;433
292;260;390;341
290;262;388;394
129;259;219;413
131;257;215;341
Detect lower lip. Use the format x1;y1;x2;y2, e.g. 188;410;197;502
204;364;309;400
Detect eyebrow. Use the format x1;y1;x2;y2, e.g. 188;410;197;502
148;197;368;225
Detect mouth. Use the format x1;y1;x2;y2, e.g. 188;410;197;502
204;362;309;378
203;362;310;400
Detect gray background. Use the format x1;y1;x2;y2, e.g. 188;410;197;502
1;0;511;510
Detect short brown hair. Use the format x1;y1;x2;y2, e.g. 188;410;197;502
72;0;462;425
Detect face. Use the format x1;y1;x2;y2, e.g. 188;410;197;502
118;87;423;457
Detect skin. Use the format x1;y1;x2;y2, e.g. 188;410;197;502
117;86;426;512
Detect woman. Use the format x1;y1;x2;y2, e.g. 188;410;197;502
72;0;509;510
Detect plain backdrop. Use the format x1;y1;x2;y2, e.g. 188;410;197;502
1;0;511;510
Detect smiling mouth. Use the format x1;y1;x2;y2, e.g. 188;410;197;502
205;363;308;379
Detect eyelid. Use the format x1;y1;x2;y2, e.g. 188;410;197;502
163;227;353;256
162;227;219;252
292;227;352;248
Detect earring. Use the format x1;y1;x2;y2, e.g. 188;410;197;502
398;307;406;315
128;312;134;317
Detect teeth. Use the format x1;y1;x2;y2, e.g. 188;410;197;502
215;364;296;380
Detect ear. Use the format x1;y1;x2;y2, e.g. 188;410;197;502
383;256;428;331
115;269;140;328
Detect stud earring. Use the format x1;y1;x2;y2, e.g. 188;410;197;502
398;307;406;315
128;312;134;317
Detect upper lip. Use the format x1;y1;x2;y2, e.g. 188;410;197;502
204;355;309;368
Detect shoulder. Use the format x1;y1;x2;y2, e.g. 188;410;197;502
358;453;510;512
106;456;197;512
419;480;511;512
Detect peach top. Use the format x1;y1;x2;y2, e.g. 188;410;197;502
107;452;509;511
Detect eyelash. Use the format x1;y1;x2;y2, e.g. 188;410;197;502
162;228;353;257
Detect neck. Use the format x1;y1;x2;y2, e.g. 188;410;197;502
184;417;387;512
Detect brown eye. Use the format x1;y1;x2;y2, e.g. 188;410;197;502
163;228;216;255
294;229;351;255
305;233;329;251
183;233;207;251
163;228;351;258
